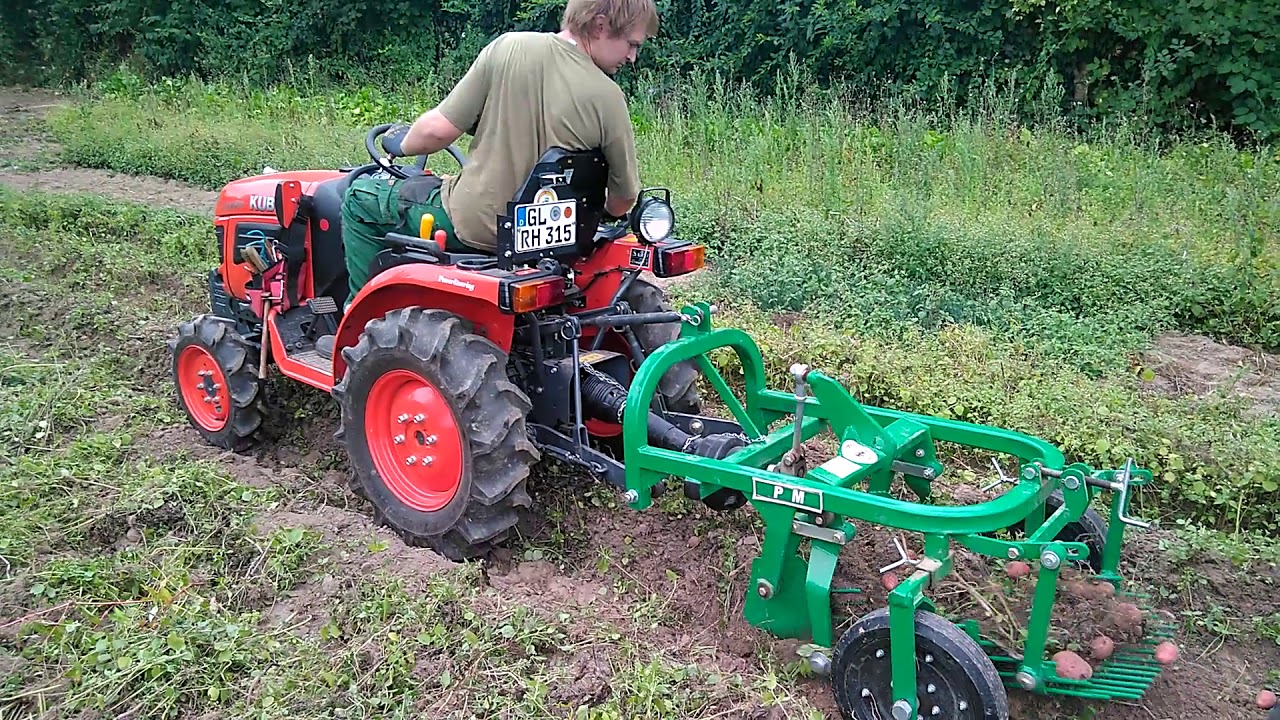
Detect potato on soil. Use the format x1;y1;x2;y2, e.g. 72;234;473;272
1105;601;1144;633
1089;635;1114;660
1005;561;1031;579
1258;690;1277;710
1052;650;1093;679
1154;641;1179;665
881;572;899;591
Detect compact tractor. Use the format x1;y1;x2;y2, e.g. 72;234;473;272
170;124;1172;719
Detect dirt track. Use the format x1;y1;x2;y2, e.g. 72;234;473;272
2;85;1278;720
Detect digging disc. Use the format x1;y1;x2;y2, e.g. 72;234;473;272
832;607;1009;720
167;314;265;451
333;307;539;562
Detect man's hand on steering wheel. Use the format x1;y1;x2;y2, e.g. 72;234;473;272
380;122;412;159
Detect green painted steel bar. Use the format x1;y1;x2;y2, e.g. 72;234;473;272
806;540;842;647
695;352;765;438
888;573;928;714
629;444;1055;534
720;415;826;470
1018;541;1066;686
754;389;1066;467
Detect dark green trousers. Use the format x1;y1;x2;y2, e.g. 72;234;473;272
340;174;471;305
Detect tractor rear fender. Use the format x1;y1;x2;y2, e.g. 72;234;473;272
331;264;514;378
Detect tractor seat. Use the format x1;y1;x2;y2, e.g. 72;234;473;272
308;177;350;303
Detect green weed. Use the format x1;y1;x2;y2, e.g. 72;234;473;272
43;78;1280;371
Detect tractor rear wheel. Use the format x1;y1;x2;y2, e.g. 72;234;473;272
622;278;701;414
333;307;539;562
167;314;265;451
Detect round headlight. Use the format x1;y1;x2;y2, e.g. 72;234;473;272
636;198;674;244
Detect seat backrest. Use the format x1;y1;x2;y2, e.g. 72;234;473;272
496;147;608;270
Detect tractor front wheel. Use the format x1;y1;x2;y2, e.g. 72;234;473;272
167;314;265;451
334;307;539;562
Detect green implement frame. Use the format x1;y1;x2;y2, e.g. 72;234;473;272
620;303;1167;715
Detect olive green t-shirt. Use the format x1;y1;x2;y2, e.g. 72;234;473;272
436;31;641;253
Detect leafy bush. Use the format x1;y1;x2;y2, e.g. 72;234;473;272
677;299;1280;536
5;0;1280;137
44;81;1280;367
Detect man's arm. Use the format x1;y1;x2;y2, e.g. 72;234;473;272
605;187;636;219
385;36;500;158
600;91;641;219
399;109;465;157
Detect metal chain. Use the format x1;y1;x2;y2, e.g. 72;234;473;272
580;362;629;423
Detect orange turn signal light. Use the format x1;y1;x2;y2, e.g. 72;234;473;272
507;276;566;313
655;244;706;277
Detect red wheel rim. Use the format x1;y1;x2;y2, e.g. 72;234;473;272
364;369;464;512
177;345;232;432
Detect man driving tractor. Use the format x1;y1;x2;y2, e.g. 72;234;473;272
336;0;659;312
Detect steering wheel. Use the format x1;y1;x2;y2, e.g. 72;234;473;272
364;123;468;180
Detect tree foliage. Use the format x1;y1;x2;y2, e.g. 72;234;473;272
2;0;1277;138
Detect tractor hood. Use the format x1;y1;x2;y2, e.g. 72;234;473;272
215;170;346;218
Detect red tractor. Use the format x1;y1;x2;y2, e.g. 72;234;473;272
168;123;741;561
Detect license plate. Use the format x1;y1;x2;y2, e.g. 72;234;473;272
514;199;577;253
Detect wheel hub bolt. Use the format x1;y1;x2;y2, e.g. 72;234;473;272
421;456;433;466
425;435;437;445
413;413;425;423
397;414;410;423
405;455;418;465
393;435;405;445
890;700;912;720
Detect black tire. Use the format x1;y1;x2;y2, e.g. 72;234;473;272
832;607;1009;720
333;307;539;562
167;314;265;452
1010;490;1110;573
621;278;701;414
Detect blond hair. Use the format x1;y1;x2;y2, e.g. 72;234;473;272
561;0;659;39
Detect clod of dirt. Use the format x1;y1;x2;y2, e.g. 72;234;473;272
1259;690;1278;710
1089;635;1114;660
550;647;614;709
1141;331;1280;419
881;571;899;590
1154;641;1180;665
488;560;605;607
1052;650;1092;680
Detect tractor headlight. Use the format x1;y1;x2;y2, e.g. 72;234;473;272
632;189;674;244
